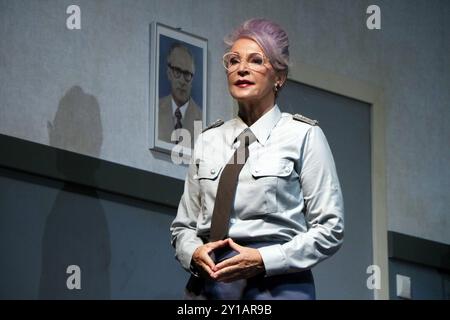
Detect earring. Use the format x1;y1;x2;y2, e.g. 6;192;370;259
274;83;279;92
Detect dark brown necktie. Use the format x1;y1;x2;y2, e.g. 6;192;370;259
209;128;257;241
174;107;182;129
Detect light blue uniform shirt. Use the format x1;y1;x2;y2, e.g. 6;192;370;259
170;105;344;276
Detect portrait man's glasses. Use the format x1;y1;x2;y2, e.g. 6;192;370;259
222;52;270;73
168;64;194;82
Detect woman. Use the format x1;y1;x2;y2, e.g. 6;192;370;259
170;18;344;300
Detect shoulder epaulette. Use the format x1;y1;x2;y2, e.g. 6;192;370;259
293;114;319;126
202;119;224;133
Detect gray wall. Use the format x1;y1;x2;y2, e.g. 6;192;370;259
1;0;448;245
1;0;449;298
0;166;187;299
389;259;450;300
279;81;373;299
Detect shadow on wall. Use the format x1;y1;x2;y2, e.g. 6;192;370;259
39;86;111;299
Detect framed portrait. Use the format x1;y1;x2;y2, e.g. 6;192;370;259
149;22;207;160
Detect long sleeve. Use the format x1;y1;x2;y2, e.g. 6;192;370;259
170;158;204;272
258;125;344;276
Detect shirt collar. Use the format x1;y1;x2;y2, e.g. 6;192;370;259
233;104;282;146
171;98;189;118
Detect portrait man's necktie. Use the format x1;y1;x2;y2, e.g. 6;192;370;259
209;128;257;241
174;107;183;129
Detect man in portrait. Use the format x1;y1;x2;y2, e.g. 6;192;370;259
158;42;202;148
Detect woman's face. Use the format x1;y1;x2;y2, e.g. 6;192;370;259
226;38;278;105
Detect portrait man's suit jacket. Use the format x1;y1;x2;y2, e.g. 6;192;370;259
158;95;202;147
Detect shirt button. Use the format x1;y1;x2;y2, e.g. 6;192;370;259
230;218;236;224
255;169;259;173
210;169;216;175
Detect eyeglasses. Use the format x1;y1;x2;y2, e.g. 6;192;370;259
168;64;194;82
222;52;270;73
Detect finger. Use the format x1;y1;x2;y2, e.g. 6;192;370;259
194;247;215;269
198;261;215;278
213;265;240;282
214;255;241;271
208;239;230;250
227;238;243;252
201;252;216;271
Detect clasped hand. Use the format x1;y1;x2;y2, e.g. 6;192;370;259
192;238;265;283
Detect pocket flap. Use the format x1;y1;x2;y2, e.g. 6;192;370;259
195;161;222;180
250;158;294;177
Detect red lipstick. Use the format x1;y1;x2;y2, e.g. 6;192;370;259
234;79;255;88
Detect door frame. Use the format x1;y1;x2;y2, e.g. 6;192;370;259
288;62;389;300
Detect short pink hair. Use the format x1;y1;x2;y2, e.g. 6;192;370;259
224;18;290;76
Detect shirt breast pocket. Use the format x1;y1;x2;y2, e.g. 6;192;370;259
195;160;223;219
249;158;296;214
